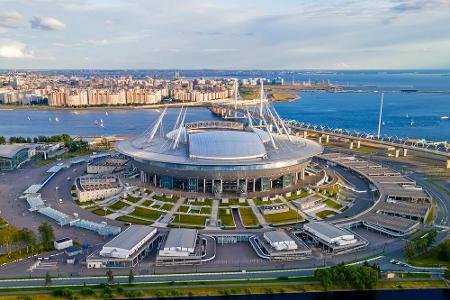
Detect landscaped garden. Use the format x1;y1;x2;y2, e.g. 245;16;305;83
263;208;301;225
218;208;235;228
239;207;259;227
109;200;129;210
171;214;208;227
116;215;153;225
153;194;180;203
130;207;165;221
92;208;114;216
324;199;343;210
316;210;336;219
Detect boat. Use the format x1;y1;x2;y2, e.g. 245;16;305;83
105;111;109;116
382;121;385;126
406;114;409;118
55;117;59;122
410;119;415;126
48;117;52;122
440;116;449;120
94;120;99;125
27;116;31;121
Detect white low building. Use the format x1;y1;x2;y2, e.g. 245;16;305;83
264;231;298;251
304;222;357;246
54;237;73;250
100;226;157;259
159;228;197;257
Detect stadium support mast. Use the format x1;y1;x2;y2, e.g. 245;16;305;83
267;106;283;135
173;106;184;130
377;93;384;139
172;109;187;149
234;80;238;118
145;107;167;144
259;80;264;126
271;105;293;142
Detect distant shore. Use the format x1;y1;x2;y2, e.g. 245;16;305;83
0;101;213;111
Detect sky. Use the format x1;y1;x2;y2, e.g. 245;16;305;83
0;0;450;70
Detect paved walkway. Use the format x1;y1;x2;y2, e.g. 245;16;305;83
209;199;220;227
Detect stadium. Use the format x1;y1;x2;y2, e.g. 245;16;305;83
116;106;323;197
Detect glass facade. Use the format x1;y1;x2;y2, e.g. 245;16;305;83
0;148;29;170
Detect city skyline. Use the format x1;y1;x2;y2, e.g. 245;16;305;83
1;0;450;70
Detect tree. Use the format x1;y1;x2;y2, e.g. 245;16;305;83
128;269;135;284
18;228;36;253
45;272;52;285
0;136;5;144
38;222;54;250
314;268;332;290
106;269;114;284
404;241;417;260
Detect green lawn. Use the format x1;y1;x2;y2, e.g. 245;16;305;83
143;200;154;207
109;200;129;210
425;205;435;225
177;205;190;213
131;207;165;221
396;272;431;279
263;208;301;225
172;214;207;227
33;148;93;167
116;215;153;225
316;210;336;219
160;203;174;211
408;239;450;268
153;194;180;203
125;195;141;203
239;207;259;227
252;198;273;206
324;199;343;210
0;245;46;265
219;208;235;228
91;208;114;216
200;207;211;215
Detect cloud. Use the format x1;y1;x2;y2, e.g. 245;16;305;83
202;48;238;52
0;11;23;28
30;16;66;31
390;0;450;13
0;40;33;58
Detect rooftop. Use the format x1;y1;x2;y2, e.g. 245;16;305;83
163;228;197;249
0;144;29;159
103;225;157;251
264;230;294;243
189;130;267;161
304;222;351;239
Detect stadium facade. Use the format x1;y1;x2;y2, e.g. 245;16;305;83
116;106;323;197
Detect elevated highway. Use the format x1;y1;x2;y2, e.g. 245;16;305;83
210;103;450;168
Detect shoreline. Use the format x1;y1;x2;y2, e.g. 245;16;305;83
0;101;213;111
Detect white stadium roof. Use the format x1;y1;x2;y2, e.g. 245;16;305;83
188;130;267;161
